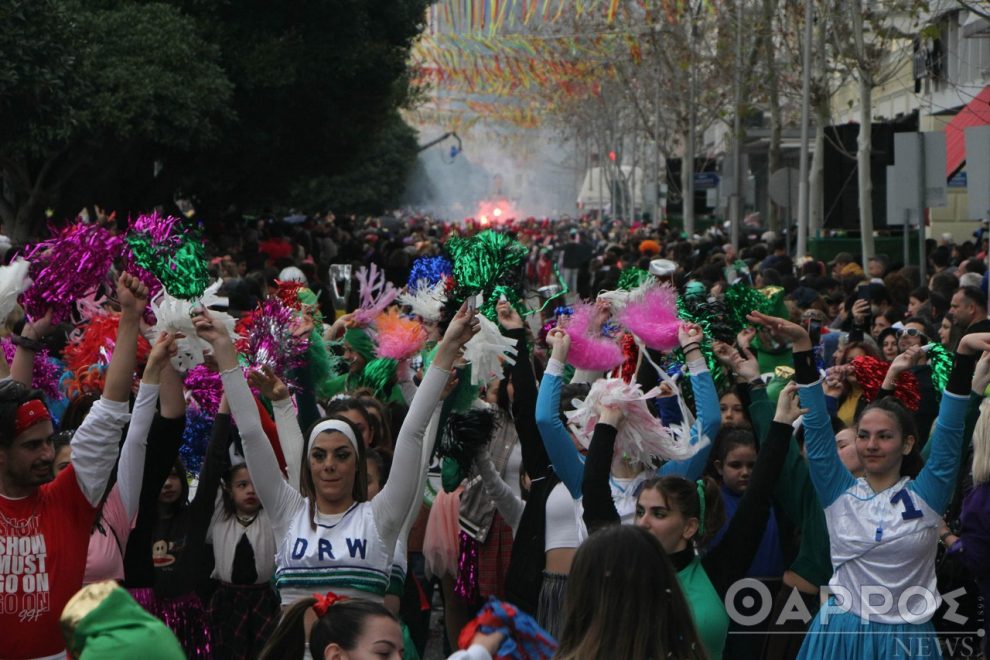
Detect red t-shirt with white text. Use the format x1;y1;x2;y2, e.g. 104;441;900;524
1;465;95;659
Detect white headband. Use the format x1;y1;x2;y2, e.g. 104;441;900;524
308;420;360;452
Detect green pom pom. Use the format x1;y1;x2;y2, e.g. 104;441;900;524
127;229;210;299
617;268;651;291
926;343;954;399
446;230;528;317
360;358;397;399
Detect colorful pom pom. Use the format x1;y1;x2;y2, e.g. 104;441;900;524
184;365;223;416
21;222;122;324
375;308;428;360
617;267;651;291
926;342;953;399
457;597;557;659
235;298;309;385
1;338;63;401
618;283;681;352
408;256;453;290
563;303;624;372
125;214;210;299
63;312;151;398
180;409;214;478
851;355;921;411
463;314;518;385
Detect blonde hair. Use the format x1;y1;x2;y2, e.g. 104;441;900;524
972;399;990;485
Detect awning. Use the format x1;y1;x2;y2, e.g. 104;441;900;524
946;85;990;178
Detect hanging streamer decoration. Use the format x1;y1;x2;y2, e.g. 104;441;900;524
125;215;210;300
21;222;122;324
851;355;921;412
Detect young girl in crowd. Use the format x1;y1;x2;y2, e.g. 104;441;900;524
196;303;478;658
749;310;988;658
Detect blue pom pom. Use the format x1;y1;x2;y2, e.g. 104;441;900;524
179;410;214;477
408;256;452;290
553;305;573;317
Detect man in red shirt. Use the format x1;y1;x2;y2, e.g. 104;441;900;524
0;274;147;659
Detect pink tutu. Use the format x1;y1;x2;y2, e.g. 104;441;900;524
423;486;463;579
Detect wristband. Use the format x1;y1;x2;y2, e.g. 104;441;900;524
681;342;701;353
939;531;955;546
11;335;43;352
750;377;766;388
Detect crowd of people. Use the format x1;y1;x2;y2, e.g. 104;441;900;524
1;209;989;660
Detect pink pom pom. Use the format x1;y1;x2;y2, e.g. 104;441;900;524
618;284;681;351
21;222;123;324
375;308;427;360
565;303;624;372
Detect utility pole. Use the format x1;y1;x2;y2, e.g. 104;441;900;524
796;0;813;258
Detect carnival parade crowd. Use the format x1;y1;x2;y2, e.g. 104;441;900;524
1;210;989;660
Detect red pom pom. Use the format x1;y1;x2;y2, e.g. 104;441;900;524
851;355;921;412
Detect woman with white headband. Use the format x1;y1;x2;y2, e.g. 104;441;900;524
193;305;477;645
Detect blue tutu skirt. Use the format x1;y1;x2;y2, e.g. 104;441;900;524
797;600;940;659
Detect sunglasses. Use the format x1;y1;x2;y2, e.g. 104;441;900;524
896;328;927;342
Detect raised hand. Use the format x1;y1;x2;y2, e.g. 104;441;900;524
546;327;571;361
143;332;179;384
851;298;870;325
496;300;524;331
248;365;290;401
117;272;149;319
747;311;812;352
434;301;480;370
888;345;923;377
957;332;990;356
191;307;230;347
773;382;808;425
596;402;625;428
678;322;704;348
22;308;55;340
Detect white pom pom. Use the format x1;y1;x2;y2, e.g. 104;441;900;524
462;314;518;385
399;279;447;323
151;280;237;371
0;258;31;323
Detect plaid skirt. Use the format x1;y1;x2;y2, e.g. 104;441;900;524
208;582;281;660
478;511;514;599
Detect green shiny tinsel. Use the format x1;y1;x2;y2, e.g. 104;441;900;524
927;342;954;400
445;230;528;321
359;358;397;399
127;230;210;299
617;267;651;291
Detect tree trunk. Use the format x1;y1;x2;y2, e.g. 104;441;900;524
810;107;826;237
682;126;695;236
857;75;875;264
764;0;782;234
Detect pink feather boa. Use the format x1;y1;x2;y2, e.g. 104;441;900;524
617;283;680;352
564;302;624;371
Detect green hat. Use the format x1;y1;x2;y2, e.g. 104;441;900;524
62;582;185;659
343;327;376;363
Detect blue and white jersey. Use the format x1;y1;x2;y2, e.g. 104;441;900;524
798;380;969;626
824;475;940;624
275;500;392;606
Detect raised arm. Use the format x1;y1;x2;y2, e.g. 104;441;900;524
251;368;303;488
750;311;855;508
703;383;802;597
581;412;621;532
117;332;178;519
372;302;478;549
71;274;147;505
498;303;549;479
536;328;585;498
187;410;233;533
911;336;984;513
10;309;53;386
194;309;303;522
658;324;717;480
475;449;524;532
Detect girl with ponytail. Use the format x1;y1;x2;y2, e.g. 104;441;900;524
581;376;802;659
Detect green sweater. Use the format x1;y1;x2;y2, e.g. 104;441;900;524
677;554;729;660
749;385;833;588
